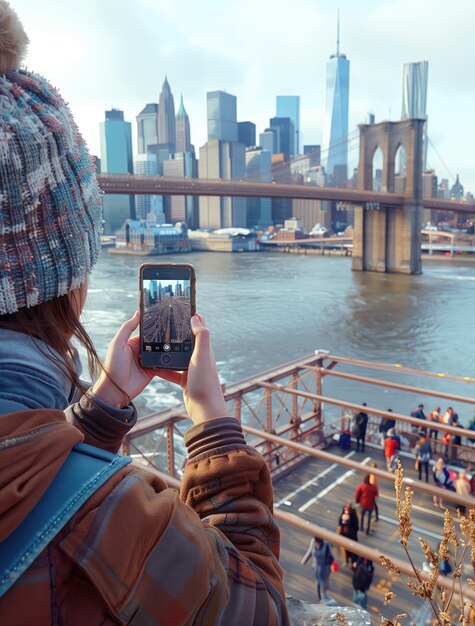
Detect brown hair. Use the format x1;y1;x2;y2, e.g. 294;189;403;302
0;291;102;395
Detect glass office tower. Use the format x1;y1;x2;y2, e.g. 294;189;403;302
100;109;135;234
322;21;350;184
276;96;300;155
207;91;238;142
401;60;429;172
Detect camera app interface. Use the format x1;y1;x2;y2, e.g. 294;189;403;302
142;277;192;354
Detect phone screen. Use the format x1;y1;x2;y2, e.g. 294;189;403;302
140;264;195;369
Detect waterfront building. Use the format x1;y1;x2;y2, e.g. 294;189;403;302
292;198;332;233
99;109;135;234
175;95;193;153
198;139;245;229
259;128;278;154
207;90;238;142
163;152;198;228
276;95;300;155
245;147;272;229
322;13;350;185
401;61;429;172
114;219;191;255
158;77;176;154
136;103;159;154
134;154;165;223
238;121;256;148
269;116;295;157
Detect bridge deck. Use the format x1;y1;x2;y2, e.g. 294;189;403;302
273;441;469;624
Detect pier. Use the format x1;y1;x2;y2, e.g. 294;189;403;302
123;353;475;623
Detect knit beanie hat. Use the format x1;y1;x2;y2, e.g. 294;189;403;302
0;1;102;314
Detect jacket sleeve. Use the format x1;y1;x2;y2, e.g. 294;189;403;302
64;392;137;453
355;484;361;503
60;416;290;626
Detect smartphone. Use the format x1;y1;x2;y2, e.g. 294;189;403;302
139;263;196;370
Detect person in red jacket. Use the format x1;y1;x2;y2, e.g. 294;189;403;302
384;428;401;471
355;475;379;535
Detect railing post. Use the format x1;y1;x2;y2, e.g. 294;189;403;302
234;393;242;422
167;423;175;478
290;372;301;440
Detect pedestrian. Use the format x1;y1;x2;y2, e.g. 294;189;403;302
301;537;335;602
337;501;359;566
355;474;378;535
352;556;374;609
454;471;469;515
468;416;475;445
353;403;369;452
378;408;396;444
433;457;455;508
0;6;289;623
410;403;426;433
384;428;401;472
428;406;441;441
441;407;454;425
368;461;380;521
414;434;432;482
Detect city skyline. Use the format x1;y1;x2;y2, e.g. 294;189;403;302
14;0;475;192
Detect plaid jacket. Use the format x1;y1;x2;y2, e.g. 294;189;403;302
0;406;289;625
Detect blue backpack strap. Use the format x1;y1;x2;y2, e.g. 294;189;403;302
0;442;131;597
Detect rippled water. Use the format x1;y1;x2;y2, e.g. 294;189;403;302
84;252;475;424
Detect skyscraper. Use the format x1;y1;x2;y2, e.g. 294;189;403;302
269;117;295;156
136;103;158;154
158;76;176;153
322;13;350;184
163;153;197;228
198;140;245;228
100;109;135;234
238;121;256;147
401;60;429;171
245;147;272;228
175;95;192;153
259;128;278;154
134;154;164;222
276;96;300;155
207;91;238;142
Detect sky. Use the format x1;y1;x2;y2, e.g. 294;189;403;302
13;0;475;193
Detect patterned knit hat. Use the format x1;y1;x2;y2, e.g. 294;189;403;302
0;1;102;314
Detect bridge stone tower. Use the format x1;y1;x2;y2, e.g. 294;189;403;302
352;118;425;274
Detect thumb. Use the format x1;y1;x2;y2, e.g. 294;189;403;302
113;310;140;346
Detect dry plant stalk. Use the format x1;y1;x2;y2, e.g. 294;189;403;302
378;460;475;625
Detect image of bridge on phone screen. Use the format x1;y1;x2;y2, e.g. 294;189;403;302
142;279;192;346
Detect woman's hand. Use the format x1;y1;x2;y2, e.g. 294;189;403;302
155;313;228;425
91;311;156;407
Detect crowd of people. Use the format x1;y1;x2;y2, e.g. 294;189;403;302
300;399;474;608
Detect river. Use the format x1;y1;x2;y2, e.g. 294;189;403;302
84;251;475;425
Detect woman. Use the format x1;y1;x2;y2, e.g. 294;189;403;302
385;428;401;472
432;457;455;508
301;537;334;602
0;5;289;624
454;471;469;515
337;501;359;566
368;461;380;521
414;434;432;483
